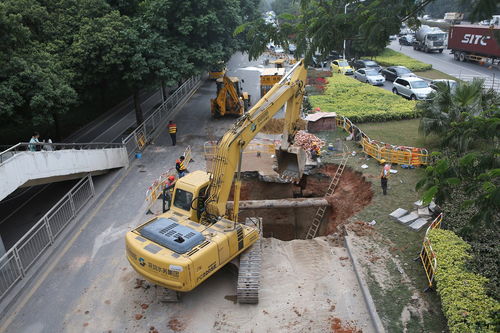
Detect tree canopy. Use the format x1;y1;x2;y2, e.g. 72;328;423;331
0;0;260;142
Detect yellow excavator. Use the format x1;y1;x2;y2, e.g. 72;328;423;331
125;60;308;303
211;75;250;117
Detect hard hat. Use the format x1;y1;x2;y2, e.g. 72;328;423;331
168;175;175;181
380;159;386;163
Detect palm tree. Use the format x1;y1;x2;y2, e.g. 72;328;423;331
418;78;497;151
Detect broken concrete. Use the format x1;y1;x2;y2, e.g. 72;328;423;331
389;208;408;220
397;212;420;224
409;218;430;231
227;197;329;210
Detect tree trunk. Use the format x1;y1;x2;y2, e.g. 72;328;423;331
226;198;329;210
133;89;144;125
161;81;167;102
52;112;62;141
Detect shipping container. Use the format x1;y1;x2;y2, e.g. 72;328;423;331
448;25;500;64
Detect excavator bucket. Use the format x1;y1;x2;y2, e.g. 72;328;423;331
275;146;307;180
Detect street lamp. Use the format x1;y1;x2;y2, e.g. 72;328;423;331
343;0;365;60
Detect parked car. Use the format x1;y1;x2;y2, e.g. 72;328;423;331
398;35;414;46
330;59;354;75
430;79;457;93
351;59;382;72
353;68;386;86
381;66;416;82
392;77;434;100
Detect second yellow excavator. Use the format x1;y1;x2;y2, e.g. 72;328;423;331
126;60;308;303
210;75;251;117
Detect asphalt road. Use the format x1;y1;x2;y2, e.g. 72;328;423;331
0;52;276;332
388;40;500;87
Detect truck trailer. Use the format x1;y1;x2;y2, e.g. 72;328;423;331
413;25;447;53
448;25;500;64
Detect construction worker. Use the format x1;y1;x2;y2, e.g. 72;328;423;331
310;142;321;164
176;156;187;177
380;160;390;195
162;175;176;212
167;120;177;146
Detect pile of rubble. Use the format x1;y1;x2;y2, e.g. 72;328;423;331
389;200;439;231
294;130;325;150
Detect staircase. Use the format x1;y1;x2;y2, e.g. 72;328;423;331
305;154;349;239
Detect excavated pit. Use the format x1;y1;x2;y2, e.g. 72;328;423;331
234;163;373;241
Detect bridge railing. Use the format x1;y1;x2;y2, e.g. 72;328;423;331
0;142;124;165
0;174;95;301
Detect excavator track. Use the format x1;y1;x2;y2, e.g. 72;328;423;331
155;286;181;303
237;217;263;304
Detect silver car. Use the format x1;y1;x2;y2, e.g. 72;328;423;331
353;68;386;86
392;77;435;100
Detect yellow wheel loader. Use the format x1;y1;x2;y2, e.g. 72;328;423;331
210;76;251;117
126;60;308;303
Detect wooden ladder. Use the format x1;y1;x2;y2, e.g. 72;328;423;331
305;154;349;239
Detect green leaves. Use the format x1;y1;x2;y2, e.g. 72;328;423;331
309;73;417;123
428;229;500;333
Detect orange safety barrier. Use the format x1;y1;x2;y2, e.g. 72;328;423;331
336;115;429;166
145;146;192;212
419;213;443;290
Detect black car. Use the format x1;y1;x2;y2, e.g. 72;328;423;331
380;65;416;82
351;59;382;72
398;35;414;46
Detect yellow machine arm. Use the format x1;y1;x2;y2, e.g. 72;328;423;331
205;60;307;219
213;75;243;116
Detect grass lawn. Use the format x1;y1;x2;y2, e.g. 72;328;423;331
316;119;447;332
415;69;462;82
357;119;441;149
371;48;432;71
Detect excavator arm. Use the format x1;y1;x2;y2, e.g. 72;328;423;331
204;60;307;219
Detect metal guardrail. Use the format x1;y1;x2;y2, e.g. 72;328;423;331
0;142;124;165
0;175;95;301
336;115;429;166
122;75;202;160
419;213;443;290
451;73;500;92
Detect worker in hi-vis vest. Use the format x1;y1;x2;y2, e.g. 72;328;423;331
167;120;177;146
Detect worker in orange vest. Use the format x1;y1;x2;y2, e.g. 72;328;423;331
167;120;177;146
176;156;187;177
162;175;176;212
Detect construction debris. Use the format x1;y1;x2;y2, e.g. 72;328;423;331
293;130;325;151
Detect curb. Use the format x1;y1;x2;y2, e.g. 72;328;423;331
344;234;386;333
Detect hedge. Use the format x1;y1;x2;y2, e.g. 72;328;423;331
428;229;500;333
309;74;418;122
370;48;432;72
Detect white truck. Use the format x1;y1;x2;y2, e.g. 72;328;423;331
444;12;464;24
413;25;447;53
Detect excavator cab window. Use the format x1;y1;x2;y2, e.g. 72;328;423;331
173;189;193;212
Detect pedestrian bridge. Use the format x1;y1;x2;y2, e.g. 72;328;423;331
0;142;129;202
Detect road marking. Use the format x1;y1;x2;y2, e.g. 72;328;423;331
0;167;132;332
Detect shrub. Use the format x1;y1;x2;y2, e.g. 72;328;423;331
428;229;500;333
370;48;432;71
309;74;418;122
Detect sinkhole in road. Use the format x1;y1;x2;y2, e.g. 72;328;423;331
234;163;373;241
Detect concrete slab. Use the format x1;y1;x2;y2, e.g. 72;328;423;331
389;208;408;220
398;212;420;224
429;201;437;211
417;207;431;217
413;200;424;209
409;218;430;231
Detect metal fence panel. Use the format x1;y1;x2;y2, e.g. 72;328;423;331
0;252;22;299
16;223;51;271
0;175;95;302
47;200;74;238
